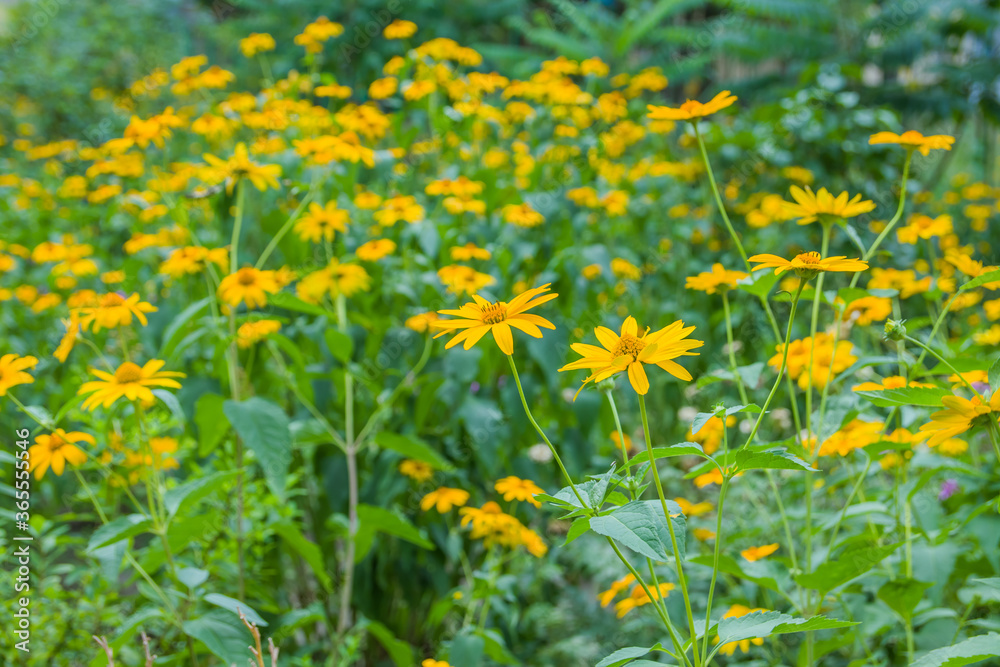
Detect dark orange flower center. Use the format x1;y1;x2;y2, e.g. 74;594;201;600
236;268;259;286
795;252;823;268
100;293;125;307
614;333;647;360
114;362;144;384
481;302;508;325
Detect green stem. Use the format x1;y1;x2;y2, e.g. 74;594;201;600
855;151;912;271
804;224;832;447
639;395;700;667
605;390;635;497
700;476;730;663
337;293;358;635
228;178;247;600
256;179;319;269
904;335;980;397
722;291;748;404
693;123;749;271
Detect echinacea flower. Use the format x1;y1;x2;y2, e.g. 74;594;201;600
0;354;38;396
782;186;875;225
432;284;557;355
420;487;470;513
494;476;544;507
749;252;868;279
78;360;185;411
646;91;737;121
918;393;1000;447
559;316;703;396
28;430;92;479
869;131;955;156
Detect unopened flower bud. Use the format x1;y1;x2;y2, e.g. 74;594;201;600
883;319;907;341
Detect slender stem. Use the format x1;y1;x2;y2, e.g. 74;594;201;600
904;335;979;397
638;395;700;667
266;342;347;452
337;293;358;636
765;470;798;572
825;455;873;555
605;390;635;497
256;179;319;269
700;475;729;664
804;224;832;447
722;292;749;404
227;178;247;600
694;122;749;271
858;151;913;267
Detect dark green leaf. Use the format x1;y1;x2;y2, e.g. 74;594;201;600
223;397;292;500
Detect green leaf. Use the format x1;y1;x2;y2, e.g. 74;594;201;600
356;504;434;557
596;643;665;667
163;470;238;520
589;500;685;562
195;393;228;456
738;271;780;298
268;290;333;318
177;568;209;590
223;397;292;501
325;328;354;363
795;541;901;595
374;432;453;470
910;633;1000;667
734;449;816;472
690;553;781;592
715;610;857;646
87;514;151;552
272;523;333;593
365;619;415;667
989;358;1000;391
183;609;253;665
203;592;267;626
564;517;591;545
878;578;932;621
109;607;163;649
159;296;210;359
855;386;951;408
959;270;1000;292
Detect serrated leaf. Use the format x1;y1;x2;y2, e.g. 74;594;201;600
589;500;685;561
910;633;1000;667
878;578;932;621
855;386;951;408
795;541;901;595
596;643;665;667
716;610;857;647
734;449;816;472
223;397;292;501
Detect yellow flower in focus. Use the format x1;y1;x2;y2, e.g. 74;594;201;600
646;90;737;121
218;267;280;309
749;251;868;279
420;487;470;513
495;476;544;507
78;360;185;411
29;430;92;479
782;186;876;225
236;319;281;348
919;393;1000;447
685;263;748;294
433;284;557;356
399;459;433;482
74;293;157;333
869;130;955;155
741;543;779;562
560;316;703;396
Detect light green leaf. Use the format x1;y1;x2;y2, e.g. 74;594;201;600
183;609;253;665
716;610;856;646
195;393;228;456
325;328;354;363
910;633;1000;667
163;470;238;520
223;397;292;500
589;500;685;562
268;291;333;318
564;517;591;545
989;358;1000;391
596;643;665;667
878;578;932;621
374;432;453;470
273;523;333;593
87;514;151;552
855;386;951;408
734;449;816;472
738;271;780;298
959;270;1000;292
203;593;267;626
795;541;901;595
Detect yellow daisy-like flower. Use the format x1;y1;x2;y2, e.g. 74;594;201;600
295;202;349;243
685;263;748;294
918;393;1000;447
236;319;282;348
78;360;185;411
869;130;955;156
432;284;557;356
782;186;876;225
28;429;92;480
239;32;276;58
384;19;417;39
646;90;737;121
0;354;39;396
218;267;280;309
296;260;371;303
598;574;636;607
74;292;157;333
405;311;439;333
502;203;544;228
202;142;281;193
494;476;544;507
749;252;868;279
559;316;703;396
741;543;779;562
399;459;433;482
356;238;396;261
420;487;470;513
54;315;80;363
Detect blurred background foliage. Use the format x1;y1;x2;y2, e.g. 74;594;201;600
0;0;998;185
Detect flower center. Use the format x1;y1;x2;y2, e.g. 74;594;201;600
100;293;125;307
614;333;647;360
237;268;258;285
481;302;507;325
114;362;143;384
794;251;823;268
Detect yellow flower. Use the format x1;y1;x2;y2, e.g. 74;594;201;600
356;239;396;262
494;476;544;507
75;293;157;332
646;90;737;121
869;130;955;156
295;202;349;243
296;260;371;303
160;246;228;278
502;203;544;228
715;605;767;655
614;583;675;617
611;430;633;452
202;143;281;193
852;375;932;392
384;19;417;39
422;661;451;667
770;333;857;391
675;497;713;517
741;543;779;562
693;528;716;541
236;319;281;348
436;265;495;296
0;354;39;395
685;263;748;294
78;360;185;411
374;195;424;226
29;430;92;479
218;267;280;309
240;32;276;58
405;311;439;333
369;77;399;99
841;295;892;326
919;393;1000;447
433;284;557;356
420;487;470;513
598;574;636;607
782;186;875;225
749;251;868;278
897;214;953;244
694;468;724;488
560;316;702;396
449;243;491;261
610;258;641;281
399;459;433;482
932;438;968;457
54;315;80;363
